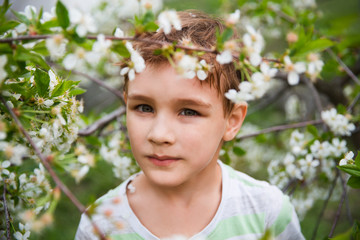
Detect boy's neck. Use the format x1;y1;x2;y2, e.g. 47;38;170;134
134;160;222;206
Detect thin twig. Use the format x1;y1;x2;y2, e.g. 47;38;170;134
0;97;107;240
326;49;360;85
78;107;126;136
302;76;323;115
311;169;339;240
328;170;348;237
237;119;324;140
347;91;360;113
70;69;125;103
3;181;11;240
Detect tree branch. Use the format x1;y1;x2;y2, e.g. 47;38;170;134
0;97;107;240
78;107;126;136
311;169;339;240
328;170;348;238
2;181;11;240
70;69;125;103
237;119;324;140
326;49;360;85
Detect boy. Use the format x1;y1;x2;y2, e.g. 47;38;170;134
76;10;304;240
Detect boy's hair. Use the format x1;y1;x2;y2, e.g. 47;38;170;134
123;10;240;115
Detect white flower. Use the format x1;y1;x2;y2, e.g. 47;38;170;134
286;163;303;180
72;165;90;183
310;140;333;159
114;27;124;38
121;42;146;81
21;5;37;20
48;69;59;94
63;48;88;70
321;108;355;136
243;25;264;53
69;8;97;37
15;23;27;33
299;154;320;172
0;160;11;178
339;151;354;166
0;55;8;84
43;99;54;108
41;7;56;23
216;50;232;64
307;53;324;81
196;60;210;80
45;34;68;60
226;9;241;25
283;56;306;85
13;223;31;240
177;55;197;79
157;10;181;34
283;153;295;166
330;138;347;157
93;34;112;55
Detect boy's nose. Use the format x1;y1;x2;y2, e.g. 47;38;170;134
147;115;175;145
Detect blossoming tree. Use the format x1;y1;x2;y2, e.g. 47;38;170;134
0;0;359;239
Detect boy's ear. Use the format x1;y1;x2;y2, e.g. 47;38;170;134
223;102;247;141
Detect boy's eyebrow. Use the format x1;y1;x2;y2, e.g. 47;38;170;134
127;94;212;108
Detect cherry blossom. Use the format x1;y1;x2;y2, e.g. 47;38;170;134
283;56;306;85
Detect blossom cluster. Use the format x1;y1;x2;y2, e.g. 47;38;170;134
267;129;350;218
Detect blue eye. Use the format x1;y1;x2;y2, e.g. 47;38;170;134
180;109;199;116
136;104;153;113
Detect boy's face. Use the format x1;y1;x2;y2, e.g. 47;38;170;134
125;64;245;188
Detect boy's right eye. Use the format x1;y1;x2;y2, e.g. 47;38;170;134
136;104;154;113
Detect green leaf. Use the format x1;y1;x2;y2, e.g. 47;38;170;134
0;43;12;54
69;87;86;96
347;176;360;188
14;45;50;70
337;164;360;177
34;68;50;97
233;146;246;156
0;20;19;35
143;11;155;24
11;10;31;25
297;39;334;56
355;151;360;168
56;0;70;29
336;104;347;115
144;22;159;32
51;80;80;97
222;27;234;43
112;43;130;58
307;125;318;137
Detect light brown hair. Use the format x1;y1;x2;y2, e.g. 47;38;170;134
123;10;241;115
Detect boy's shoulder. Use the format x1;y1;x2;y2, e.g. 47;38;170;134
75;175;140;239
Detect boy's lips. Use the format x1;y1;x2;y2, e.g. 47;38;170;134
147;154;181;166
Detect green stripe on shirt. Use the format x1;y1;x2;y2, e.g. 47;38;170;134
110;233;144;240
208;213;265;239
270;195;293;236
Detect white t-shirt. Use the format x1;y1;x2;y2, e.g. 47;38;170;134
75;161;305;240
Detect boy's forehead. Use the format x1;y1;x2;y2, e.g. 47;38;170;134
128;64;223;104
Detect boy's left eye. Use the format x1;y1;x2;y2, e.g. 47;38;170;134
180;109;199;116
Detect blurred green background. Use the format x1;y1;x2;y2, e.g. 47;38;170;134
19;0;359;239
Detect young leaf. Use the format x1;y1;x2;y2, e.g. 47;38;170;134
56;0;70;29
307;125;318;137
34;68;50;97
355;151;360;168
51;80;80;97
233;146;246;156
337;164;360;177
347;176;360;189
14;45;50;70
69;87;86;96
